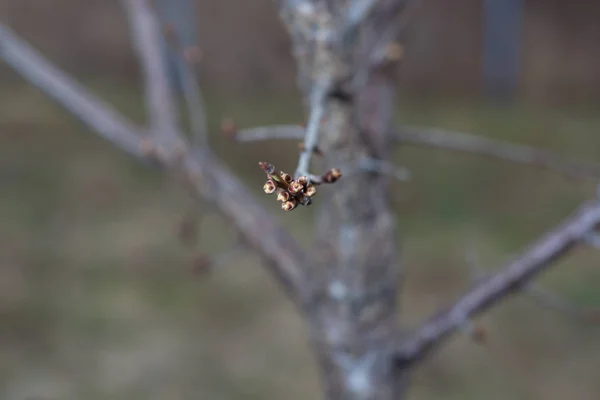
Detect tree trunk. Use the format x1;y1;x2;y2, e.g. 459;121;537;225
307;65;408;399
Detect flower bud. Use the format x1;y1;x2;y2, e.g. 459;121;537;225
289;181;304;194
276;190;290;202
305;184;317;197
263;179;277;194
322;168;342;183
258;162;275;174
282;199;298;211
297;176;308;187
280;171;293;184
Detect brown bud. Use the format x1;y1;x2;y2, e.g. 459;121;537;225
289;181;304;194
263;179;277;194
305;184;317;197
297;176;308;187
258;162;275;175
280;171;293;184
192;254;212;275
276;190;290;202
183;45;202;64
322;168;342;183
471;324;487;344
385;42;404;61
282;199;298;211
220;117;237;138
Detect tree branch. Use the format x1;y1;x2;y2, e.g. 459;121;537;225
396;126;600;179
295;81;330;179
122;0;180;145
0;22;312;306
234;125;305;142
157;13;209;147
395;200;600;367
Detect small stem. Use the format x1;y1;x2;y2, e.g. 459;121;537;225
235;125;304;142
295;82;330;179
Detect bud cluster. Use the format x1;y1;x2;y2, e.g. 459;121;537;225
259;162;341;211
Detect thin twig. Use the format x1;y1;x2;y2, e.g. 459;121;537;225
234;125;305;142
295;82;330;179
396;126;600;180
396;200;600;367
122;0;180;145
525;284;600;324
174;48;209;147
0;22;312;307
158;19;209;147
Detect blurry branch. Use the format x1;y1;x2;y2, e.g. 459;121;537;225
123;0;180;145
396;126;600;180
161;23;209;147
233;125;412;182
350;0;418;88
342;0;379;43
369;0;420;65
525;284;600;324
0;22;312;306
0;24;144;156
346;0;379;28
232;125;305;142
396;200;600;366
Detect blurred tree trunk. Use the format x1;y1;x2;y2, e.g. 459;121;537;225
309;65;406;399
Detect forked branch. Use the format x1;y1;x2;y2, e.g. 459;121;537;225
396;200;600;366
123;0;180;145
0;22;312;306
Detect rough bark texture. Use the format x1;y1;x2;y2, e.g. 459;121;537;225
306;67;404;399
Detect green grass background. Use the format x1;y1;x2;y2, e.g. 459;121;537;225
1;79;600;399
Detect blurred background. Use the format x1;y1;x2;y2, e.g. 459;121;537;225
1;0;600;399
